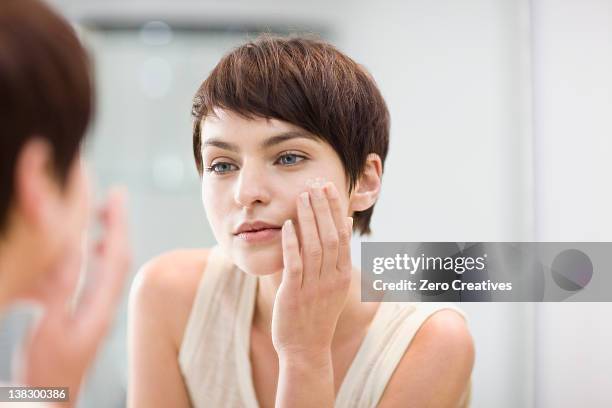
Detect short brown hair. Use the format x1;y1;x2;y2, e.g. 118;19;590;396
192;35;390;236
0;0;94;232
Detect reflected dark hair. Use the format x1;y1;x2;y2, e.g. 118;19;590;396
192;35;390;236
0;0;94;232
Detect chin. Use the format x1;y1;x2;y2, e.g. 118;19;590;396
229;241;284;276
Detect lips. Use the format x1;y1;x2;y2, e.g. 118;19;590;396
234;227;282;244
244;227;271;232
234;220;281;235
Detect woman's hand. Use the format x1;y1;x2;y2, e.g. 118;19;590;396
15;188;131;406
271;177;353;361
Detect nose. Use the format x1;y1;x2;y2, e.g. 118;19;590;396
233;161;271;209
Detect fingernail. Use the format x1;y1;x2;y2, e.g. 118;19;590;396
349;217;354;229
300;191;310;206
323;181;335;197
284;219;294;232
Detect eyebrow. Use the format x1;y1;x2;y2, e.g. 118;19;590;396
202;130;319;153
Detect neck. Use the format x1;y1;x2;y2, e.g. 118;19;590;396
0;237;22;310
251;265;372;345
0;226;42;311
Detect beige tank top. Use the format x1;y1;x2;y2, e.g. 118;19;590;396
178;245;471;407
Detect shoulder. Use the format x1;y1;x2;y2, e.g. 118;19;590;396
378;307;475;408
131;248;211;295
129;248;212;348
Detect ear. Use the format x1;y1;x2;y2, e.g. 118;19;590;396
13;138;59;229
348;153;382;213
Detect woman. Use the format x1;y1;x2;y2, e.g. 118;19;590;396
128;36;474;408
0;0;130;406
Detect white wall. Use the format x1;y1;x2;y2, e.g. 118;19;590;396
531;0;612;406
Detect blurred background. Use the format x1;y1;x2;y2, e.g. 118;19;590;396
1;0;611;407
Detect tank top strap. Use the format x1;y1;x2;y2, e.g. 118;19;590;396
178;245;259;408
178;244;230;368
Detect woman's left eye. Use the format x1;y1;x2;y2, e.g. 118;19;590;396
275;152;307;166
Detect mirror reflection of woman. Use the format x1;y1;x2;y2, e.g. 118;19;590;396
128;36;474;408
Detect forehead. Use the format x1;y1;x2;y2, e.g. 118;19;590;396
202;109;299;140
201;109;324;152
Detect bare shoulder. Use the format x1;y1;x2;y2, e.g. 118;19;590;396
378;308;475;408
129;248;212;348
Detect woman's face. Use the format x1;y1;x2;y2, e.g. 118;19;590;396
201;109;352;276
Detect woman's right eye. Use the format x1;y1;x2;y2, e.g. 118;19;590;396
205;162;237;175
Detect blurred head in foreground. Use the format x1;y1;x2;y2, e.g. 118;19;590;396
0;0;93;303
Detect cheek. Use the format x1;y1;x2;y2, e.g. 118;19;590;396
201;182;228;237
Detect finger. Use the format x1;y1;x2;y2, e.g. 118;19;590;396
309;180;339;280
97;200;110;221
78;190;130;338
53;244;85;303
94;240;106;256
296;190;321;288
323;182;353;274
91;186;130;296
281;219;302;289
74;187;131;340
345;216;354;269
